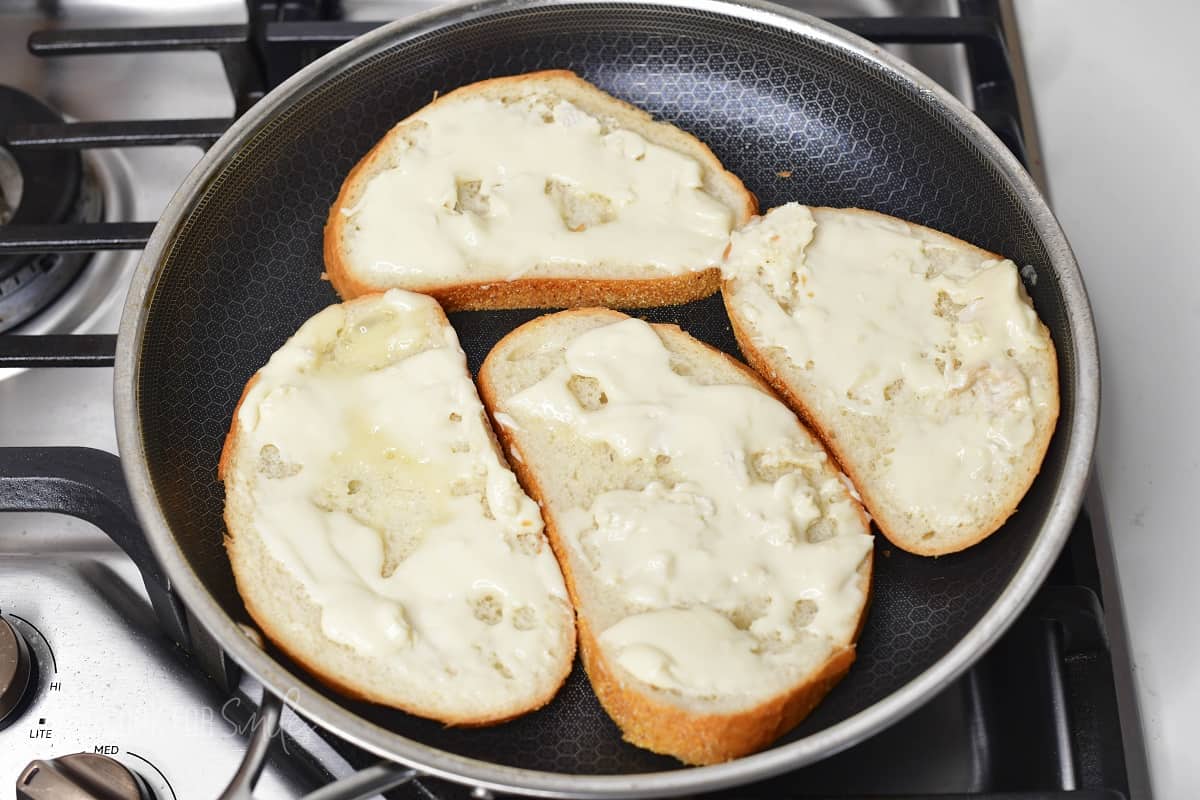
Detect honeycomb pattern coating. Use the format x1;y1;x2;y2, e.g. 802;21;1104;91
136;4;1077;775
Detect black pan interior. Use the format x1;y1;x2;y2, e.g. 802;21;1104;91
136;3;1078;775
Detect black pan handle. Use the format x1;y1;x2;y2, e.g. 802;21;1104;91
0;446;190;646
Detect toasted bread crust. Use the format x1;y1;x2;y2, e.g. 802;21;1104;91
220;293;575;725
579;615;855;764
478;308;873;763
326;269;723;312
723;207;1060;556
323;70;756;310
217;372;259;484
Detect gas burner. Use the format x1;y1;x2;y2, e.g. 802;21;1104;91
0;88;137;377
0;87;101;333
6;152;137;334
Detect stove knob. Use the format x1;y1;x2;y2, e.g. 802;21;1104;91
16;753;152;800
0;615;34;725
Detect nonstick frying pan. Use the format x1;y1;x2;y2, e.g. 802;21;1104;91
113;0;1099;795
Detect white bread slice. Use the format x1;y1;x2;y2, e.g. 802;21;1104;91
219;289;574;725
478;309;873;764
323;70;756;311
722;204;1060;556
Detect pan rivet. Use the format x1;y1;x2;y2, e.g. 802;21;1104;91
237;623;265;648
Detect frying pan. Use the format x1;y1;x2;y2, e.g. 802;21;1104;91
113;0;1099;795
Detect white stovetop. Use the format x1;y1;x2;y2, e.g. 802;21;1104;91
1015;2;1200;798
1;1;1189;797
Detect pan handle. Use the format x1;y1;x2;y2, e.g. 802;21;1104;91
219;689;420;800
300;763;419;800
0;446;190;646
217;689;282;800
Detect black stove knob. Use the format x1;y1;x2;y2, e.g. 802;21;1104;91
16;753;152;800
0;615;34;725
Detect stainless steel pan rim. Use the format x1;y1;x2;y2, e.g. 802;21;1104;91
114;0;1100;795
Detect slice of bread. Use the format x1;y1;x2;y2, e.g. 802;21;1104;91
478;309;873;764
324;70;756;311
722;204;1060;556
219;289;575;725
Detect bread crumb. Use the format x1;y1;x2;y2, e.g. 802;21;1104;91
567;374;607;410
728;596;769;629
512;606;538;630
805;517;836;543
471;592;503;625
513;529;542;556
776;170;793;178
258;444;302;479
491;656;514;679
320;272;329;281
791;598;818;629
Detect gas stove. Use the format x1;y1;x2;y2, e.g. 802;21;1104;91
0;1;1148;798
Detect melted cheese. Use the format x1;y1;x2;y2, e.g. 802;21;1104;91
235;290;567;700
599;608;830;696
342;94;734;282
507;318;873;698
724;204;1054;529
